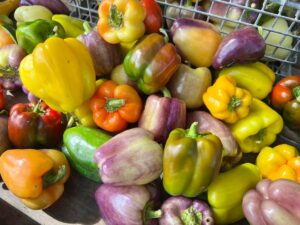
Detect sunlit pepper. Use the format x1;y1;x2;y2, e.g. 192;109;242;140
97;0;146;44
256;144;300;183
203;75;252;124
0;149;70;209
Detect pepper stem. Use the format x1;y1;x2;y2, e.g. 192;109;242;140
293;86;300;102
43;165;66;188
255;129;265;144
83;21;93;34
181;206;202;225
109;4;123;29
145;209;162;220
105;98;125;112
159;28;169;43
186;122;199;139
31;99;43;114
161;87;171;98
228;96;242;112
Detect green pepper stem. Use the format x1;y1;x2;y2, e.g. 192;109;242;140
161;87;171;98
109;4;123;29
31;99;43;114
145;209;162;220
186;122;199;139
293;86;300;102
43;165;66;188
159;28;169;43
228;96;242;112
83;21;93;34
181;206;202;225
105;98;125;112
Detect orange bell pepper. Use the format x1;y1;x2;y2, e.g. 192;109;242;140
256;144;300;183
0;149;70;209
89;80;142;132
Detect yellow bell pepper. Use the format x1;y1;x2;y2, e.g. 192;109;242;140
256;144;300;183
52;15;84;38
219;62;275;100
0;0;20;16
229;98;284;153
203;75;252;124
97;0;146;44
20;37;96;113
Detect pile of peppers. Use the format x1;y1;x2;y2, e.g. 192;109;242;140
0;1;299;225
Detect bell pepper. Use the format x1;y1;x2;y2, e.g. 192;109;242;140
89;80;142;132
8;101;63;148
207;163;261;225
0;149;70;209
163;122;222;197
14;5;53;23
141;0;163;33
72;101;96;127
124;33;181;94
97;0;146;44
95;127;163;185
271;75;300;130
243;179;300;225
256;144;300;183
219;62;276;100
0;23;16;48
19;37;96;113
52;14;84;38
203;75;252;124
138;88;186;143
0;0;20;16
20;0;70;15
167;64;212;109
229;98;284;153
62;126;111;182
16;19;65;54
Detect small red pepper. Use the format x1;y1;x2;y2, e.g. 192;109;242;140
8;101;63;148
271;75;300;130
141;0;163;33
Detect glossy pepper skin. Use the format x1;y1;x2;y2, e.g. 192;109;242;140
207;163;261;225
256;144;300;183
0;149;70;209
63;126;111;182
52;14;84;38
0;0;20;16
89;80;142;132
124;33;181;94
138;88;186;143
163;122;222;197
20;37;96;113
203;75;252;124
229;98;284;153
219;62;275;100
141;0;163;33
271;75;300;130
8;101;63;148
243;179;300;225
97;0;146;44
16;19;65;54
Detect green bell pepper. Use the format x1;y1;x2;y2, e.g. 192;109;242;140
207;163;261;225
163;122;222;197
62;126;111;182
16;19;65;53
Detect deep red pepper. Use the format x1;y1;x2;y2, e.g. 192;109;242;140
8;101;63;148
141;0;163;33
271;75;300;130
0;84;4;110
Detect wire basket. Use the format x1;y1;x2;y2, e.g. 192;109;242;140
64;0;300;77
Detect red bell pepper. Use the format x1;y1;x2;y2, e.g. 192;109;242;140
271;75;300;130
8;101;63;148
141;0;163;33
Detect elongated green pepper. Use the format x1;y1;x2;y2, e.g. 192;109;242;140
62;126;111;182
163;122;222;197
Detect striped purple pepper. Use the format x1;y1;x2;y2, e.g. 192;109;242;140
94;128;163;186
138;88;186;143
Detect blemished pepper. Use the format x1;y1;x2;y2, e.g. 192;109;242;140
256;144;300;183
89;80;142;132
271;75;300;130
0;149;70;210
62;126;111;182
229;98;284;153
163;122;223;197
16;19;65;53
19;37;96;113
203;75;252;124
124;33;181;94
219;62;276;100
8;101;63;148
52;14;84;38
97;0;146;44
207;163;261;225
